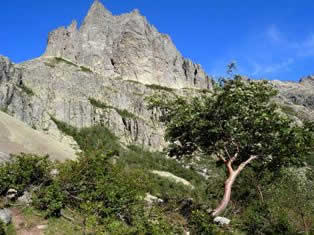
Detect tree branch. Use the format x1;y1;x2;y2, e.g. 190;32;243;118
230;139;240;163
217;153;227;163
235;155;257;174
223;145;231;160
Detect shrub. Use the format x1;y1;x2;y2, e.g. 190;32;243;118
88;98;138;119
50;117;120;155
33;182;65;217
17;83;35;96
189;209;216;235
0;221;5;235
0;154;52;195
145;84;174;92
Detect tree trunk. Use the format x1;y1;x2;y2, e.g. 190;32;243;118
211;170;238;217
211;155;257;217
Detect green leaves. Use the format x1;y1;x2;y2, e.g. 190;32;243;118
147;77;314;170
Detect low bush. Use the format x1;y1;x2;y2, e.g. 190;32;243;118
0;154;52;195
0;221;5;235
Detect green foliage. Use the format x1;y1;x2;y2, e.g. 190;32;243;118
50;116;120;155
88;97;110;109
237;202;296;235
230;167;314;234
0;221;5;235
280;104;296;116
0;154;52;195
17;83;35;96
147;77;313;169
189;209;217;235
79;65;92;73
0;107;8;114
115;108;137;119
33;182;65;217
146;84;174;92
44;61;56;68
121;145;208;202
88;97;138;119
55;57;77;67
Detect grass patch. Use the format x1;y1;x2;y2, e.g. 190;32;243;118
79;66;92;73
145;84;174;92
44;62;56;68
125;80;143;85
50;116;120;154
280;104;296;116
88;98;138;120
55;57;77;67
0;107;8;114
115;108;137;119
5;224;16;235
17;84;35;96
120;145;208;202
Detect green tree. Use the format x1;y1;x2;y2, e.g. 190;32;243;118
147;76;313;216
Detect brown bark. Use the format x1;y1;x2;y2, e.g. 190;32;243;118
211;155;257;217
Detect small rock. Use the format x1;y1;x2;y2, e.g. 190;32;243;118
214;216;231;225
144;193;164;205
37;224;48;230
0;208;12;225
0;152;10;163
6;188;17;200
50;169;59;177
17;191;32;204
151;170;194;189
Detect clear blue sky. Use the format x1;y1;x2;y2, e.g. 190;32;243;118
1;0;314;82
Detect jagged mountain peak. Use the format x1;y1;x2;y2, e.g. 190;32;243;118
43;1;211;89
81;0;112;28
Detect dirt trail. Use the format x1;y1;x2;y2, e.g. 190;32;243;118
11;208;45;235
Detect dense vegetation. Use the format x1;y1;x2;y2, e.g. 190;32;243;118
0;76;313;234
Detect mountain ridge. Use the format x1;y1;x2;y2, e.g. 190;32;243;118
43;0;212;89
0;0;314;158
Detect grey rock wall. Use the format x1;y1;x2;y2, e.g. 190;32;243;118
44;0;212;89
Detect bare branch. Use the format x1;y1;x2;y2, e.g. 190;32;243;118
230;139;240;163
217;153;227;163
223;145;231;160
236;155;257;174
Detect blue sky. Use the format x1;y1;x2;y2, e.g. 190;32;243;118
1;0;314;82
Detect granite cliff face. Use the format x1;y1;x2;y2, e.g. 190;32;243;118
272;76;314;121
0;1;211;153
44;0;211;89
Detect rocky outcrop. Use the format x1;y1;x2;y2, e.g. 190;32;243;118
0;1;214;151
272;77;314;121
0;209;12;225
44;0;211;89
0;1;213;151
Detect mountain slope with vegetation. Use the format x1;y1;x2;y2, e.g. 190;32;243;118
0;1;314;234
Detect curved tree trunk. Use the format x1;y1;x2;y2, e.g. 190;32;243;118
211;155;257;217
211;170;238;217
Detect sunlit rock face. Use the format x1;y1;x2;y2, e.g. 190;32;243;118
44;0;211;89
0;1;213;150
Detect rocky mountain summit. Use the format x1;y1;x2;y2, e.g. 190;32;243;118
44;0;211;89
0;1;212;156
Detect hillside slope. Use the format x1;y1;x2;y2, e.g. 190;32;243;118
0;110;76;161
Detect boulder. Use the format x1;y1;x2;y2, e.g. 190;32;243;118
0;208;12;225
6;189;17;200
213;216;231;226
